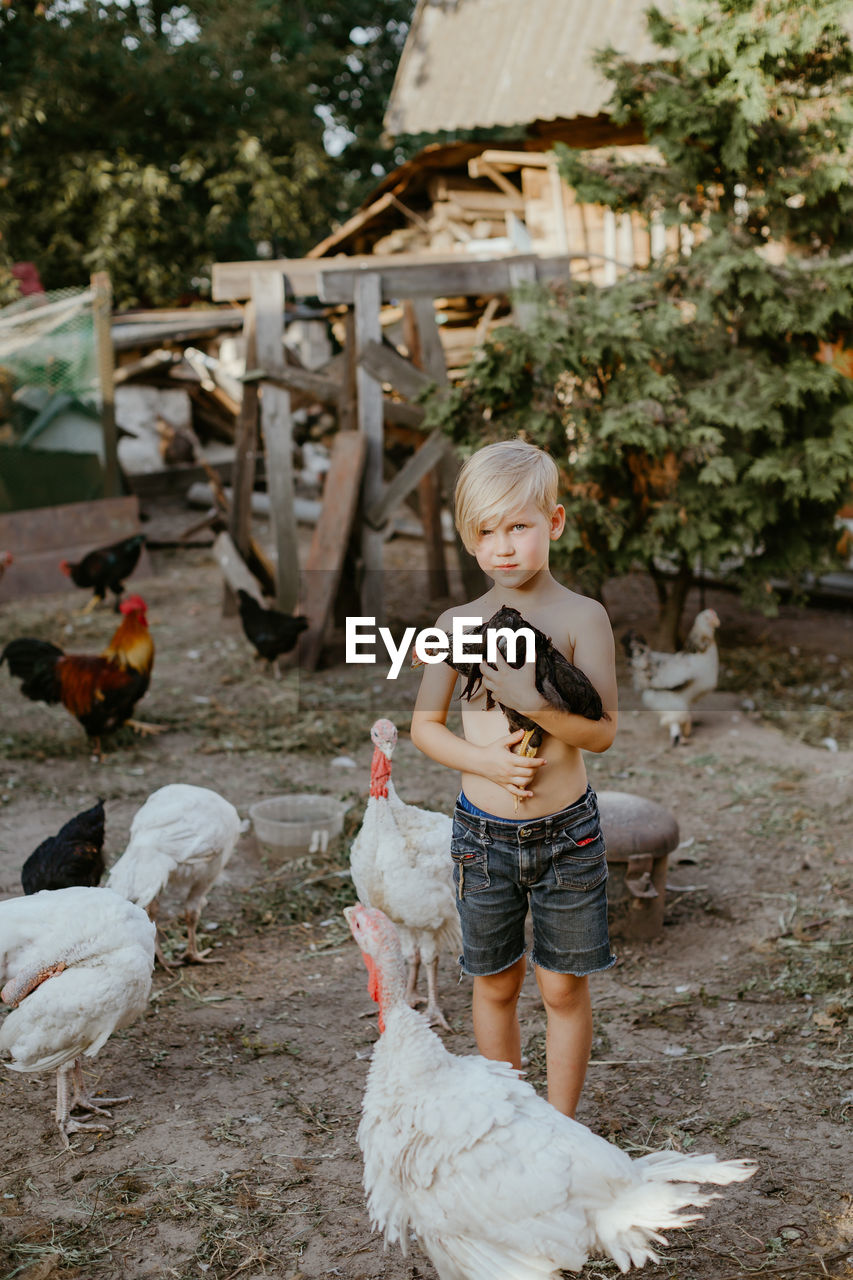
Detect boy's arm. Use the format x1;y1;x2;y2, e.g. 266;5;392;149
479;599;618;754
410;636;547;800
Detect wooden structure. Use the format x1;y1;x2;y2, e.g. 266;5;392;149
211;252;582;663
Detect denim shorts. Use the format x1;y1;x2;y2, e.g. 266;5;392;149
450;785;616;978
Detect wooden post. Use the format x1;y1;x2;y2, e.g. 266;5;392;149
227;299;259;615
253;272;299;613
91;272;121;498
404;298;448;599
508;259;538;330
354;272;385;623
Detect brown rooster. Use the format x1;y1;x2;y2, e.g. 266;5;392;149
0;594;160;757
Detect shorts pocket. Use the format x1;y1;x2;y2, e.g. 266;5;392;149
550;816;607;891
450;828;490;897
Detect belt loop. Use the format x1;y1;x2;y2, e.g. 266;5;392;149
479;816;488;841
545;815;553;840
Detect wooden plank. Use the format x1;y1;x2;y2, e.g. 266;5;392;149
92;272;121;499
297;431;367;671
212;249;520;302
253;273;299;613
0;496;149;604
358;339;434;401
211;531;265;605
318;254;576;305
508;258;539;329
355;273;385;622
227;298;259;615
365;427;448;530
408;298;448;598
243;363;426;430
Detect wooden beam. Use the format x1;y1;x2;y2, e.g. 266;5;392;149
354;273;385;622
364;426;447;530
508;258;539;329
91;272;121;499
243;363;426;430
253;273;299;614
227;298;258;615
317;253;576;305
407;298;448;598
213;249;519;302
297;431;367;671
358;338;434;402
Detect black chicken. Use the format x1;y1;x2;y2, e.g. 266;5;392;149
60;533;146;613
21;798;106;894
456;606;608;756
237;590;309;669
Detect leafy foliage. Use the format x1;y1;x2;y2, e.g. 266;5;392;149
0;0;414;306
426;0;853;646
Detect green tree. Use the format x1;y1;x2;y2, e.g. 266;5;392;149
0;0;413;307
426;0;853;647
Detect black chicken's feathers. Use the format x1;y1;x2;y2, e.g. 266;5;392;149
67;533;146;605
452;606;607;750
236;590;309;663
21;798;106;894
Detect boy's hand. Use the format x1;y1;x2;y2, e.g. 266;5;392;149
478;729;546;799
480;648;546;718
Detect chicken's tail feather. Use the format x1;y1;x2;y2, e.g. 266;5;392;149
0;638;64;704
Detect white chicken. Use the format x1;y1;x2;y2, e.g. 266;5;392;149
106;783;241;967
345;903;756;1279
349;719;461;1030
622;608;720;745
0;886;155;1147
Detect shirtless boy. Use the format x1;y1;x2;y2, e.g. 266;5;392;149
410;439;618;1116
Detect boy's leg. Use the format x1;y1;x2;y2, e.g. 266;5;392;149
472;956;526;1070
534;968;592;1118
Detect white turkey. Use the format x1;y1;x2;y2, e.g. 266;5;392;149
345;903;756;1279
0;886;155;1147
621;608;720;745
106;783;241;967
349;719;461;1029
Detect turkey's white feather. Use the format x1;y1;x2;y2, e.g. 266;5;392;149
106;783;241;912
350;726;460;968
349;905;756;1280
0;886;154;1073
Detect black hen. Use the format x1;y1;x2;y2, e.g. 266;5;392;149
21;798;106;894
60;533;146;611
456;606;608;756
237;590;309;666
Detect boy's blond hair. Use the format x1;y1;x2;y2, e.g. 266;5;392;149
454;439;560;552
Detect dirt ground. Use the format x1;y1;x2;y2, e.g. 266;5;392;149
0;505;851;1280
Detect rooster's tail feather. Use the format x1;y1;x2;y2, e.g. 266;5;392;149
1;638;64;704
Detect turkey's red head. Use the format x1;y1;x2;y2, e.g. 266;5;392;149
344;903;405;1034
369;719;396;798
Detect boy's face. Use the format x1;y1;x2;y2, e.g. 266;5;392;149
473;500;565;588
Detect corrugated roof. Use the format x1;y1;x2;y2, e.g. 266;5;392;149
385;0;665;137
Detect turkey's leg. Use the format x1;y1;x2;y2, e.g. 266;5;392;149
55;1062;112;1148
70;1058;131;1112
423;956;451;1032
405;951;421;1007
181;909;223;963
148;898;174;969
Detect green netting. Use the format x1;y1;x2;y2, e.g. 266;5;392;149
0;287;99;408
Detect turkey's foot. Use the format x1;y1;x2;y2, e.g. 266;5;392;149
59;1115;113;1148
178;947;224;964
